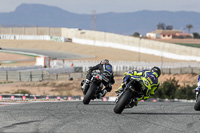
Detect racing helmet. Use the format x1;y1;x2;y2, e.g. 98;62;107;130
101;59;109;64
151;66;161;77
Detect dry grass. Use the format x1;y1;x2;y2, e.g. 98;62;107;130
0;52;34;61
0;74;197;96
0;40;199;96
0;40;187;63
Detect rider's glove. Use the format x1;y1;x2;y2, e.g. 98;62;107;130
111;79;115;84
123;72;128;76
87;69;91;73
128;71;134;75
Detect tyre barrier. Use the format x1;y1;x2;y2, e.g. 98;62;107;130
0;94;82;101
0;94;110;102
0;95;196;103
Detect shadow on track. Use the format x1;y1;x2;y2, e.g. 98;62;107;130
0;120;41;130
83;103;115;106
124;112;200;115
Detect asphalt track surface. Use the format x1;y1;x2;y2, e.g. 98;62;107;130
0;101;199;133
1;48;93;60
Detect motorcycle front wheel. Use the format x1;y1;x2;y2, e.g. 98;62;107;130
83;83;97;105
113;89;134;114
194;94;200;111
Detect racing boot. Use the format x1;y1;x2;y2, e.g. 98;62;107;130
134;98;139;106
115;83;125;94
99;89;107;98
135;96;149;106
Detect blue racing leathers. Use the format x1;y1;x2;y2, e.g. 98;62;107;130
116;70;159;104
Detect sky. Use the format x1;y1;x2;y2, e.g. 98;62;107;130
0;0;200;14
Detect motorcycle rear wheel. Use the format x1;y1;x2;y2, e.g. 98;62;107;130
114;89;134;114
83;83;97;105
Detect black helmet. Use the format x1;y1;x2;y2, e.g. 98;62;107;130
151;66;161;77
101;59;109;64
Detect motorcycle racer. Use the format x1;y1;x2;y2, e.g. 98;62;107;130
81;59;115;97
194;75;200;100
115;66;161;106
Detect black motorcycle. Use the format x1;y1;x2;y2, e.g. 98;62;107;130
81;71;109;104
114;78;145;114
194;87;200;111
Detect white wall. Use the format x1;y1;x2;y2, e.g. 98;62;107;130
72;38;200;61
0;35;67;42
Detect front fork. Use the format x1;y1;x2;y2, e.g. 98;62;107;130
196;92;199;101
115;91;123;103
115;88;137;108
94;82;104;98
195;88;200;101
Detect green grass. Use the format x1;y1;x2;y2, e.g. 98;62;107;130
175;43;200;48
4;91;10;94
0;81;13;84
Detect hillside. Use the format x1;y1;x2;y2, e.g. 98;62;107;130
0;4;200;35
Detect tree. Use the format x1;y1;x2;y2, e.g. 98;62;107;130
132;32;140;37
157;23;165;30
186;24;193;33
166;25;173;30
193;32;200;39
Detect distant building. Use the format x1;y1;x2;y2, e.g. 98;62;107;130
146;30;193;39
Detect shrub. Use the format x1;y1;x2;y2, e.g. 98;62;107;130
155;77;180;99
154;77;196;99
14;89;31;95
176;85;196;100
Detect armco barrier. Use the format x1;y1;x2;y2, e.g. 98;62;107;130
161;68;170;74
170;68;181;74
180;67;193;74
192;68;200;74
1;68;200;82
